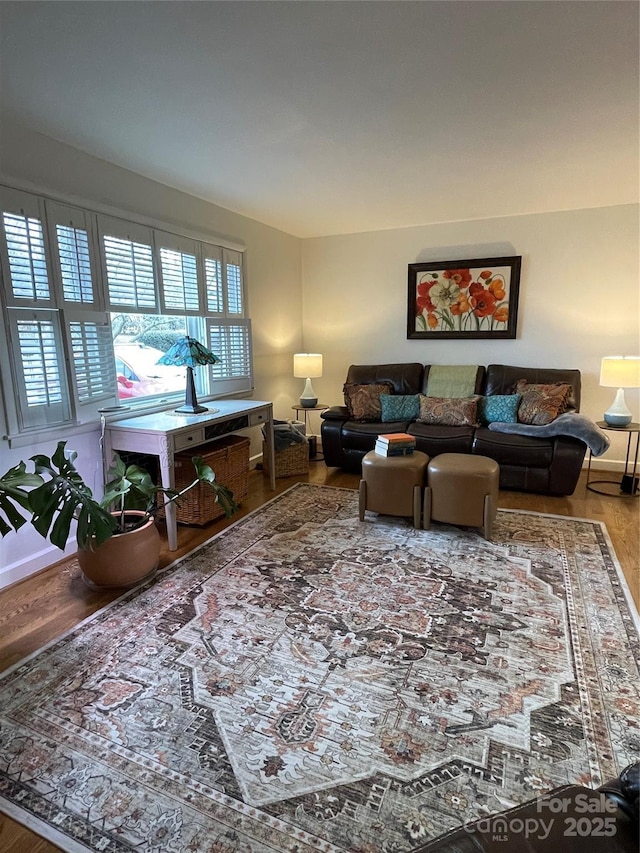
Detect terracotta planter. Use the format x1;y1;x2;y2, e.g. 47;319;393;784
78;511;161;588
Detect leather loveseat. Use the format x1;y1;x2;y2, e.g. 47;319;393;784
321;363;587;496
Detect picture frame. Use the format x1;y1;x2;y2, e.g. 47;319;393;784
407;255;521;340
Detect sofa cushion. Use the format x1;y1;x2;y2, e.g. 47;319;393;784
514;380;572;425
342;419;412;452
343;383;391;421
478;394;521;425
408;423;476;454
417;395;479;427
473;427;554;467
380;394;420;422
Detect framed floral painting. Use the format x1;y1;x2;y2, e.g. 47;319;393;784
407;255;521;339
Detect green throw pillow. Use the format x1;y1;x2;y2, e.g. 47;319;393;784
380;394;420;422
478;394;521;426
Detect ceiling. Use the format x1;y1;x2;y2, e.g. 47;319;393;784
0;1;637;239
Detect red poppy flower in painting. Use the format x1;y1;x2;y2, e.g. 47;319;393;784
416;281;435;314
470;287;497;318
443;268;472;288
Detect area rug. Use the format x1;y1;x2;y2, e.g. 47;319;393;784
1;484;638;853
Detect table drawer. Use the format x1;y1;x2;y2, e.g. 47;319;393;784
174;428;205;451
249;409;269;427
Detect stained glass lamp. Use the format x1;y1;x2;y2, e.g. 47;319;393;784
157;336;220;415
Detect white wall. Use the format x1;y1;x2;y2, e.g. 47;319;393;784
0;123;303;587
301;204;639;467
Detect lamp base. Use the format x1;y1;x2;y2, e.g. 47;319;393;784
299;377;318;408
604;387;632;427
175;404;209;415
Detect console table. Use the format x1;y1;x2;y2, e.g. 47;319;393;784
104;400;275;550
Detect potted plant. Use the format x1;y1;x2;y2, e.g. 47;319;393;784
0;441;237;587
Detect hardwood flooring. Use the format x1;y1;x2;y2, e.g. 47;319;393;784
0;464;638;852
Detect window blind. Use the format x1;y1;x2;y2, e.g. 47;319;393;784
224;249;243;315
69;318;117;404
7;310;71;430
3;212;50;302
206;318;253;395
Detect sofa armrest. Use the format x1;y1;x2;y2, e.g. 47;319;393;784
548;435;588;495
321;405;350;420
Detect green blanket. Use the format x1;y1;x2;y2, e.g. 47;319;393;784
426;364;479;398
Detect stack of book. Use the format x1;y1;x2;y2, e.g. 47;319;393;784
374;433;416;456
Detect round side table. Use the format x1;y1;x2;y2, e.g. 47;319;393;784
291;404;328;433
586;421;639;497
291;405;328;461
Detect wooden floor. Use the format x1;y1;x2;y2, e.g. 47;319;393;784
0;464;638;852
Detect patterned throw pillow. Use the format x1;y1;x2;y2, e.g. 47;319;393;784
380;394;420;422
477;394;521;426
343;383;392;421
514;381;572;426
417;395;479;427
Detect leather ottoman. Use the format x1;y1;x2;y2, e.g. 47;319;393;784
359;450;430;528
425;452;499;540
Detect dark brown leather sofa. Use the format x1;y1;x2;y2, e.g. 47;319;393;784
413;762;639;852
321;363;587;496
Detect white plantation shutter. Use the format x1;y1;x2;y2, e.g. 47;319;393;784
47;202;99;307
156;232;200;313
205;318;253;395
0;188;51;305
6;310;71;430
99;216;157;310
224;249;244;315
203;245;223;314
67;314;117;405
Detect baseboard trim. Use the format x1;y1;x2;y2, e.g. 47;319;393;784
0;540;77;591
582;458;628;474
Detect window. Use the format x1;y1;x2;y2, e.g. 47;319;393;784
0;186;252;440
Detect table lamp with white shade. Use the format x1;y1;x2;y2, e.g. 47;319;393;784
293;353;323;408
600;356;640;427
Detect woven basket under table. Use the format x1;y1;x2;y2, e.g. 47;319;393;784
263;439;309;478
174;434;250;525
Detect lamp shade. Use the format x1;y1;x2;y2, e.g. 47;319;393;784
293;353;323;379
157;336;220;368
599;356;640;388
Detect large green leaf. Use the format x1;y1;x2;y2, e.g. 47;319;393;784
28;442;116;550
0;461;44;537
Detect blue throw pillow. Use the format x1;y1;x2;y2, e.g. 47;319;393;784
380;394;420;422
478;394;521;426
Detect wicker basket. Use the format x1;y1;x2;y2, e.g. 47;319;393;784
263;439;309;478
174;435;250;525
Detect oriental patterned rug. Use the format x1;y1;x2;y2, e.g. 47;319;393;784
1;484;638;853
